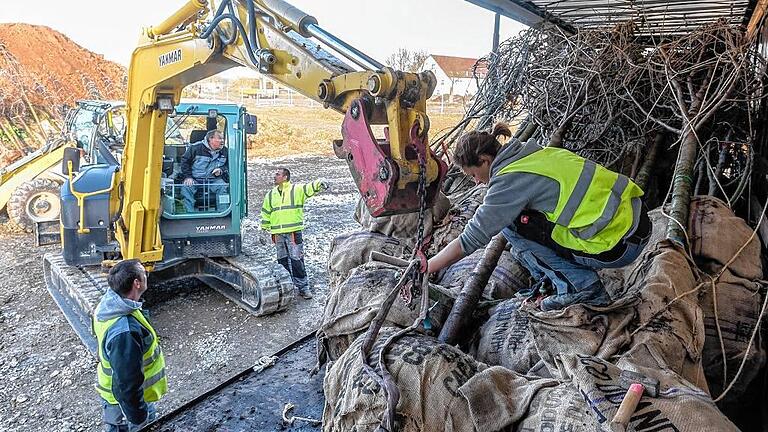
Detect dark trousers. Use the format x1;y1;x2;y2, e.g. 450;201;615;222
273;231;309;292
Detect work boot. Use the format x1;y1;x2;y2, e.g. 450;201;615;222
299;290;313;299
539;280;611;312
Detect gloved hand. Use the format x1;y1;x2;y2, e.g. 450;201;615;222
258;231;272;246
319;180;330;191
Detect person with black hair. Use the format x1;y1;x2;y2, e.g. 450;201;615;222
93;259;167;431
260;167;328;299
180;129;229;212
428;123;651;311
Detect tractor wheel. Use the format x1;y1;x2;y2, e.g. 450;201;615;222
7;178;62;233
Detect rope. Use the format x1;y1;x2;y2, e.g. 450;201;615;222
713;280;768;402
252;355;278;373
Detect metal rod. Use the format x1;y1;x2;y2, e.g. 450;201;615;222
306;23;384;70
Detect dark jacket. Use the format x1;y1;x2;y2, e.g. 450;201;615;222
95;289;153;424
180;140;229;182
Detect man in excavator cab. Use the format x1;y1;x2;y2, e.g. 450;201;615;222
179;129;229;212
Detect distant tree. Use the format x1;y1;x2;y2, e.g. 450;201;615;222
385;48;429;72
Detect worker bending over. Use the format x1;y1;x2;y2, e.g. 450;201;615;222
260;167;328;299
429;123;651;311
94;259;167;431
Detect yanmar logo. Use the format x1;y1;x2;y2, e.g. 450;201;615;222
195;224;226;233
159;48;182;67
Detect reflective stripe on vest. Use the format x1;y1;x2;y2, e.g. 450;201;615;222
262;181;322;234
93;309;168;404
497;147;643;254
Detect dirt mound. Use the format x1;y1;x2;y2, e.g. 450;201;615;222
0;23;127;165
0;23;126;117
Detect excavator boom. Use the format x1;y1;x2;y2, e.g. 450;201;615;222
117;0;447;266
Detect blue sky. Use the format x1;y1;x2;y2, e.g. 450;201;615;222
0;0;525;75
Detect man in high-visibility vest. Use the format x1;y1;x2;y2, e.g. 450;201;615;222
94;259;167;431
260;167;328;299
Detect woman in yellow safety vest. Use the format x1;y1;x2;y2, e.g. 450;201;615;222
428;123;651;311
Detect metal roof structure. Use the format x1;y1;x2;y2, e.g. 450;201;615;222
467;0;767;38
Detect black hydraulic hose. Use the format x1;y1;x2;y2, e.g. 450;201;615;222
200;13;260;66
200;0;268;68
245;0;261;51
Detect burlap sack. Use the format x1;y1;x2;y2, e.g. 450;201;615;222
353;193;451;246
318;263;443;363
699;266;766;411
323;328;486;432
689;196;762;280
437;249;530;300
686;196;767;410
457;366;564;431
552;348;739;432
622;241;709;390
601;197;764;399
458;348;738;432
473;299;541;375
523;295;638;379
428;184;487;257
327;231;411;290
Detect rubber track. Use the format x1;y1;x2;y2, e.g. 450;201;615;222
219;254;295;315
43;253;109;354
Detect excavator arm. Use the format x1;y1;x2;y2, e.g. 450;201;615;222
115;0;447;266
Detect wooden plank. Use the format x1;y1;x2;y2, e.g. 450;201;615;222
748;0;768;40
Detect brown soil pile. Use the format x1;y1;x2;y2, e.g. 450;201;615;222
0;23;126;117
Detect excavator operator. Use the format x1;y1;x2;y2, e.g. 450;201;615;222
180;130;229;212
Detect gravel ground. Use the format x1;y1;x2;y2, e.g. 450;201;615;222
0;155;358;431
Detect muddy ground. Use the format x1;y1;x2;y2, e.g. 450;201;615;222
0;155;359;431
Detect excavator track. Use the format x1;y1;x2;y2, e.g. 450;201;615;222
199;255;295;316
44;252;295;355
43;252;108;355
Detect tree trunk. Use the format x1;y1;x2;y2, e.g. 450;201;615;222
438;234;508;345
634;131;663;191
666;127;698;246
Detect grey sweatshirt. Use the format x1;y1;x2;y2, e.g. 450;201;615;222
458;139;640;256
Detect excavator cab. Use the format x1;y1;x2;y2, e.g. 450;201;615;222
58;101;249;266
157;102;247;262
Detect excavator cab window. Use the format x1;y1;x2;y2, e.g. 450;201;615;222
161;113;230;216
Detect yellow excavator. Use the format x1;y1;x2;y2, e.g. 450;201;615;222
44;0;447;352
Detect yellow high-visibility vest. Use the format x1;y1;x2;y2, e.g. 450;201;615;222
93;310;167;404
260;180;323;234
498;147;644;254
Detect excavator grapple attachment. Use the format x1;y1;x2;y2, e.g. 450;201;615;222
335;98;447;217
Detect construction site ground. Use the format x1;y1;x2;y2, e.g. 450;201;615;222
0;155;358;431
